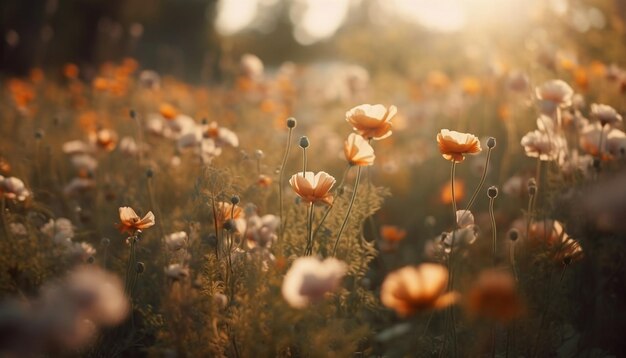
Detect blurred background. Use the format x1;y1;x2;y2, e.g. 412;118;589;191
2;0;625;81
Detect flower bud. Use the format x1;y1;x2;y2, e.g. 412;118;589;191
230;195;240;205
487;137;496;149
286;117;297;128
136;262;145;273
488;186;498;198
87;256;95;264
223;219;235;232
146;168;154;178
255;149;264;159
101;237;111;247
299;136;310;149
508;229;519;241
35;130;45;139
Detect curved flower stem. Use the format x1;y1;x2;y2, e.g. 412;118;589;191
302;147;307;175
458;147;493;226
332;165;362;256
124;237;137;295
489;195;497;266
312;165;351;241
278;127;294;242
510;242;519;281
451;162;457;220
304;203;315;255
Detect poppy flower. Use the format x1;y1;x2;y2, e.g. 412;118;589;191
436;129;482;163
590;103;622;127
344;133;375;166
380;263;458;317
215;201;246;233
467;270;524;323
117;207;155;235
535;79;574;107
281;257;347;309
345;104;397;140
520;130;566;161
289;171;336;205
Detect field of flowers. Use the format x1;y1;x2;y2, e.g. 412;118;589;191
1;0;626;357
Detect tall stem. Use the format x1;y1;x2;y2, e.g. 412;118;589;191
278;127;293;242
332;165;362;256
463;147;492;214
304;203;315;255
312;165;351;241
451;162;457;220
489;196;497;266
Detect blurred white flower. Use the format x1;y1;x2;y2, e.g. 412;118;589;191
165;231;188;251
591;103;622;127
41;218;75;245
281;257;347;309
165;263;190;280
0;176;30;201
245;214;279;249
536;79;574;108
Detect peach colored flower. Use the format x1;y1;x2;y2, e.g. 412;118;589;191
344;133;375;166
89;129;118;152
381;263;458;317
289;171;336;205
437;129;482;163
590;103;622;127
215;201;246;233
117;207;155;235
345;104;397;140
380;225;407;243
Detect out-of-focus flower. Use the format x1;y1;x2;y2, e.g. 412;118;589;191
139;70;160;90
456;210;474;228
117;207;155;235
559;150;594;177
159;103;178;120
257;174;272;188
380;263;457;317
204;121;239;148
346;104;397;140
63;63;80;80
215;201;246;233
440;179;465;204
245;213;279;249
41;218;75;245
461;76;481;96
580;123;626;159
165;231;188;251
344;133;375;166
507;71;529;92
466;270;524;323
164;264;189;280
590;103;622;127
535;79;574;108
437;129;482;163
68;242;96;262
521;130;566;161
502;175;525;197
62;140;94;156
289;171;336;205
240;54;264;80
63;177;96;196
426;70;450;90
89;129;118;152
119;137;138;156
379;225;407;252
281;257;347;309
526;219;583;264
0;176;30;201
70;154;98;175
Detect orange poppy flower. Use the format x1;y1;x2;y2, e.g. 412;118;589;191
289;171;336;205
90;129;118;152
436;129;482;162
63;63;80;79
381;263;458;317
467;270;524;323
117;207;155;235
344;133;375;166
345;104;397;140
380;225;407;242
257;174;272;188
159;103;178;120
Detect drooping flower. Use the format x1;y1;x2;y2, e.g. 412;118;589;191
590;103;622;127
117;207;155;235
345;104;397;140
281;257;347;309
289;171;336;205
380;263;458;317
466;270;524;323
344;133;375;166
436;129;482;163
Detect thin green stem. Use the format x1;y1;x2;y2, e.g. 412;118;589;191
463;147;492;214
304;203;315;255
451;162;457;220
332;165;362;256
302;147;307;175
278;128;293;242
312;165;351;241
